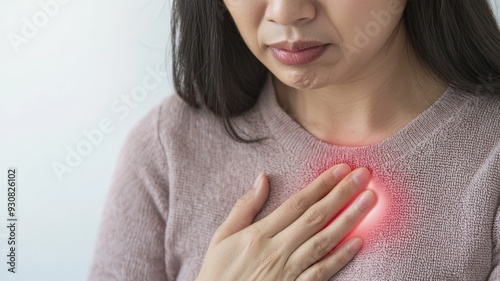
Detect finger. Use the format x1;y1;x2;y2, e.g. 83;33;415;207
286;190;376;273
211;172;269;244
253;163;351;237
275;167;371;250
295;237;363;281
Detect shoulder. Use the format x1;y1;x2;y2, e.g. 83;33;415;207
153;93;227;148
129;92;220;134
452;90;500;154
462;90;500;130
128;92;245;158
156;93;217;131
468;89;500;113
114;93;213;181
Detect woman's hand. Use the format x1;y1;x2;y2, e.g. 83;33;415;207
196;163;376;281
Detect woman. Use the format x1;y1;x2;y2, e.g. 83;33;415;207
89;0;500;280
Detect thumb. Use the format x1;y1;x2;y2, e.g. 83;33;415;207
212;172;269;244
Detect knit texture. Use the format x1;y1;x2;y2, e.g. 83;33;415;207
88;73;500;280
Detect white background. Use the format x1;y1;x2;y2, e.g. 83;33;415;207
0;0;498;280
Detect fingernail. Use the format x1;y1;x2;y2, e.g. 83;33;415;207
253;172;265;193
353;168;370;186
347;238;363;253
356;190;376;212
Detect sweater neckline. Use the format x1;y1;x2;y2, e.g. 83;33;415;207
257;72;472;168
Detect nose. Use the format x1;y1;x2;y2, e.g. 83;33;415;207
265;0;316;26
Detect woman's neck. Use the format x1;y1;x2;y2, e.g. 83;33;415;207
273;50;448;147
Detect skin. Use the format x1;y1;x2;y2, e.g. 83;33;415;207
224;0;447;146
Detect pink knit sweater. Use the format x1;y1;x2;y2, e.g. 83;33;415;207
89;73;500;280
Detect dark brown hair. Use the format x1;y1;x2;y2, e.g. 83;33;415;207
171;0;500;143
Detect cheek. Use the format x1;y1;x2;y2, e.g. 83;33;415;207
224;1;262;49
328;0;405;49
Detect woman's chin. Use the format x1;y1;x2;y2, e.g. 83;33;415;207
275;71;337;90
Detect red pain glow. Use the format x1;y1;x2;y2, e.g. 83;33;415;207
347;177;388;241
323;176;390;254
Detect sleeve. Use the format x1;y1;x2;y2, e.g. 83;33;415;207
88;104;170;281
490;200;500;280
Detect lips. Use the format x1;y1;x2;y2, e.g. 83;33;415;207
268;41;329;66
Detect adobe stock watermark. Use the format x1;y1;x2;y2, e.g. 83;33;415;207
51;62;168;183
8;0;72;53
340;0;405;63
